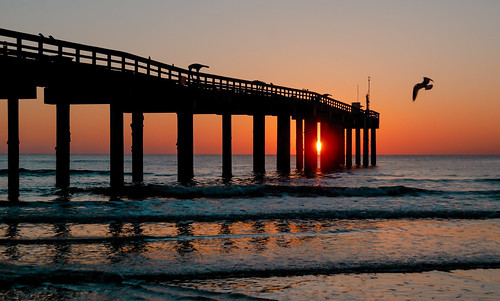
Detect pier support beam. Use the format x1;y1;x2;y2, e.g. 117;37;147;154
222;113;232;178
277;114;290;174
355;128;361;166
363;126;369;167
295;118;303;171
177;111;194;182
8;98;19;201
110;104;124;188
320;121;334;172
131;111;144;184
56;103;70;189
253;114;265;174
337;124;345;167
346;128;352;168
371;128;376;166
304;118;317;175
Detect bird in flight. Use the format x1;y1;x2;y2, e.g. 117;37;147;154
413;77;433;101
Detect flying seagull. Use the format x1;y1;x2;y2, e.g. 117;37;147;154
413;77;433;101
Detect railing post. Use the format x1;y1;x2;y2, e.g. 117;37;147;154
92;51;96;65
107;54;112;69
75;49;80;63
38;40;43;58
16;38;22;58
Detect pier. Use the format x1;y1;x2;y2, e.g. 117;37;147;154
0;28;379;201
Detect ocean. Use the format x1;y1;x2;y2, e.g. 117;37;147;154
0;154;499;300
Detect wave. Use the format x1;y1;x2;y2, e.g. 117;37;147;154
1;260;499;287
0;168;135;176
82;184;439;199
0;209;497;224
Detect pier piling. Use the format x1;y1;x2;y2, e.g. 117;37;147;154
346;128;352;168
110;104;124;188
355;128;361;166
371;128;376;166
177;111;194;182
56;103;70;188
295;118;303;171
277;114;290;174
131;111;144;184
8;97;19;201
222;113;232;178
304;118;317;174
253;114;265;174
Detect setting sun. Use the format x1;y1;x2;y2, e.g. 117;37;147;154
316;140;322;153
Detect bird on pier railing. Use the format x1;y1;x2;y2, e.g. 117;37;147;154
188;63;209;84
38;33;45;38
413;77;433;101
188;63;209;73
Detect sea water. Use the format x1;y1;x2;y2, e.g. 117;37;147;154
0;155;499;300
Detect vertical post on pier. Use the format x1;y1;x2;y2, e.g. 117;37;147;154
363;125;369;167
277;114;290;174
253;114;265;174
222;113;232;178
304;118;317;175
56;103;70;189
371;128;376;166
355;128;361;166
295;118;303;171
110;103;124;188
8;98;19;201
131;111;144;184
346;127;352;168
177;111;194;182
338;125;345;167
320;121;333;172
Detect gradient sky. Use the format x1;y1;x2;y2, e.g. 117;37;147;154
1;0;499;155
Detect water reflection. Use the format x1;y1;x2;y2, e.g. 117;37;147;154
53;223;70;264
0;219;412;268
174;222;198;259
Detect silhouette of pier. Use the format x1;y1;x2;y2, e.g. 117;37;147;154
0;28;379;201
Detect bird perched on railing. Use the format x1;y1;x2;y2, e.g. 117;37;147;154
188;63;209;73
413;77;433;101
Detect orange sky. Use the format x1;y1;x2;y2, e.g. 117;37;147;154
1;1;499;155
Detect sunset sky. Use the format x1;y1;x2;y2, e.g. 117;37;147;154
1;0;499;155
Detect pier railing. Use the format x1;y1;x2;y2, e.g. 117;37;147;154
1;28;379;119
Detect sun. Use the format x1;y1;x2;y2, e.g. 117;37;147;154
316;140;322;152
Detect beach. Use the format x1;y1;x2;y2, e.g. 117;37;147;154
0;155;499;300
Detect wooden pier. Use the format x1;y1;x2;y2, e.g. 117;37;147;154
0;28;379;201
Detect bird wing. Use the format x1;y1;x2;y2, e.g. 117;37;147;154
413;83;425;101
